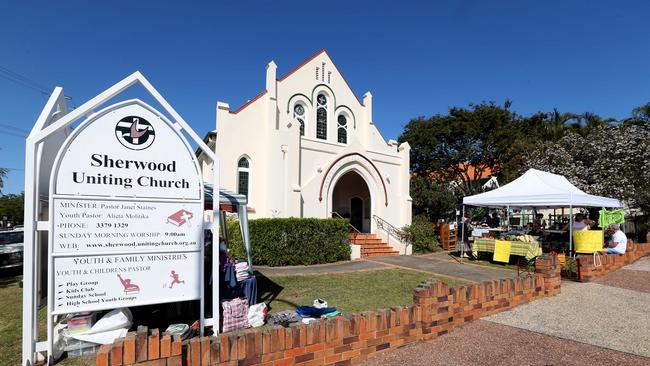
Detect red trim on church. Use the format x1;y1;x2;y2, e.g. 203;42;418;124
230;90;268;115
319;152;389;207
277;48;327;82
230;49;365;115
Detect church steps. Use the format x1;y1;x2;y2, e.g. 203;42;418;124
349;233;399;257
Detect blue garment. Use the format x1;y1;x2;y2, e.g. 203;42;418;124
224;264;237;288
607;247;624;254
296;306;337;318
240;276;258;306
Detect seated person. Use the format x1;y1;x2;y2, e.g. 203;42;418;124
563;213;590;231
528;222;544;236
603;223;627;254
486;213;500;228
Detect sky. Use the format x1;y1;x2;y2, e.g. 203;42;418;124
1;1;650;194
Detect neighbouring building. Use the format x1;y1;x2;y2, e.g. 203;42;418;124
198;49;412;257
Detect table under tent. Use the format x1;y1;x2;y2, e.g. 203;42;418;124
203;185;255;333
461;169;623;258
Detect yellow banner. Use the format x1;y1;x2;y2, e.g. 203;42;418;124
493;240;511;263
574;230;603;254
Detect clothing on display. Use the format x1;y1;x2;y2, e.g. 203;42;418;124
295;306;337;318
235;261;250;282
267;310;302;327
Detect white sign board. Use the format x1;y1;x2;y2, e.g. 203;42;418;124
52;198;202;254
52;252;200;314
50;100;203;314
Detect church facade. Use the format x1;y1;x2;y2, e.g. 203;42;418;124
198;49;412;255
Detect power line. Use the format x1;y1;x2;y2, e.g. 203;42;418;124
0;65;50;96
0;64;77;109
0;129;27;138
0;123;29;134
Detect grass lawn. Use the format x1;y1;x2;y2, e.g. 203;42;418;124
257;268;466;314
1;267;465;365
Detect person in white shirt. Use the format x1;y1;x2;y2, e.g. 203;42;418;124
603;223;627;254
563;213;590;231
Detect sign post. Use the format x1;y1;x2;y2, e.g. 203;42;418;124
22;73;219;365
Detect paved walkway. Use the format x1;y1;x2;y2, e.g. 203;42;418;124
362;256;650;365
360;320;650;366
485;256;650;358
255;252;517;283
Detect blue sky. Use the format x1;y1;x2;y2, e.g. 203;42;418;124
1;1;650;194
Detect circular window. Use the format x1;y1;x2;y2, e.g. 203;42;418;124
294;104;304;116
338;115;347;126
317;94;327;106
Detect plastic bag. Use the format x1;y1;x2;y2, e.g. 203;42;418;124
247;303;267;328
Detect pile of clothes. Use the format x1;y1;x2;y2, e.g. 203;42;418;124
267;299;341;327
235;261;250;281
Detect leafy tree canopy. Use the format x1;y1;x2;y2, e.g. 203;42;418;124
0;192;24;225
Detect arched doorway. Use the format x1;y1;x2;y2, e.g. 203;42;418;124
332;171;371;232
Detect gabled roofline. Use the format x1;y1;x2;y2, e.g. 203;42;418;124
229;49;364;114
229;90;267;114
277;48;327;82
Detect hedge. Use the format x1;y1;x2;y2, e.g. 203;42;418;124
226;218;352;266
402;215;440;253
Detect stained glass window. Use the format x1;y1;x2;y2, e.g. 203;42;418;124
337;114;347;144
237;157;250;198
294;104;305;136
316;94;327;140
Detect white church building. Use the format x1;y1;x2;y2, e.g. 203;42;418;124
198;49;412;257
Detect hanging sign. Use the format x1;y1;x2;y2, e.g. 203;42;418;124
50;100;203;315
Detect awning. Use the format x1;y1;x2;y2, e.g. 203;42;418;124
462;169;623;208
204;184;247;206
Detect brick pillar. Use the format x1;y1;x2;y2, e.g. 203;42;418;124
535;254;561;296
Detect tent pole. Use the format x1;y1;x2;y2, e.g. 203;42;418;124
238;206;254;273
460;205;465;264
569;205;573;254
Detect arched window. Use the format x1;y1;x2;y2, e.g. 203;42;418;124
316;94;328;140
293;104;306;136
237;157;250;198
337;114;347;144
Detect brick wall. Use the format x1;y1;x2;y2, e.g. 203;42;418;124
574;241;650;282
97;257;560;366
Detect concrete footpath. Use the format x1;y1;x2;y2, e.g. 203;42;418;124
361;256;650;365
485;256;650;358
255;252;517;283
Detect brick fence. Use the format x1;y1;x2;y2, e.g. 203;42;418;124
574;241;650;282
97;256;560;366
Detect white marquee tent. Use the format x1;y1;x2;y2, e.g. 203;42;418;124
463;169;623;208
461;169;623;253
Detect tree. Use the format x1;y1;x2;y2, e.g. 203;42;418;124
399;101;522;197
0;192;24;226
523;124;650;212
0;167;7;194
410;175;457;222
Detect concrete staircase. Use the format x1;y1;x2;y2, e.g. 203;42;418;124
349;233;399;258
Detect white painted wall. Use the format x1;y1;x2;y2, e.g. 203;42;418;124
199;50;412;252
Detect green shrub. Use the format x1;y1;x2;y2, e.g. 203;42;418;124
403;215;440;253
225;218;351;266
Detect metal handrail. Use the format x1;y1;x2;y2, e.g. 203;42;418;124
372;215;411;254
331;211;368;247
